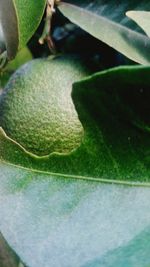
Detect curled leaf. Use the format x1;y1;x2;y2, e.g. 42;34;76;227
0;65;149;182
58;2;150;64
126;11;150;38
0;0;47;59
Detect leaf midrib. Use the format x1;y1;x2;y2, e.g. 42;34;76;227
0;159;150;187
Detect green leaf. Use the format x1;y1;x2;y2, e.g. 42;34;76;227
0;162;150;267
13;0;47;49
0;0;46;59
5;47;32;72
0;65;150;266
126;11;150;37
58;2;150;64
0;65;150;182
0;72;11;89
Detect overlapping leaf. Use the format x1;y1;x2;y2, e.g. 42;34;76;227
127;11;150;37
0;65;149;182
0;0;46;59
0;64;150;266
58;1;150;64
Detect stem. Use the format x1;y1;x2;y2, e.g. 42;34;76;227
39;0;61;53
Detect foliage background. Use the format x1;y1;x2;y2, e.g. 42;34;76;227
0;1;150;267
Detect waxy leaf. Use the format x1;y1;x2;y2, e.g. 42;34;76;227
0;65;150;266
58;2;150;64
0;65;149;182
127;11;150;37
0;0;46;59
0;162;150;267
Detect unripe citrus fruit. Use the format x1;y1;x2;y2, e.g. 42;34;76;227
0;56;87;156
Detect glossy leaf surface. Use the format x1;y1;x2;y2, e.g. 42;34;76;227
58;1;150;64
127;11;150;37
0;0;46;59
0;162;150;267
0;65;150;267
0;65;149;182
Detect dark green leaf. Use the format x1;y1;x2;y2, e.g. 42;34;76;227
0;65;149;182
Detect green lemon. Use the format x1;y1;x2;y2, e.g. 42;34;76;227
0;0;46;59
0;56;87;156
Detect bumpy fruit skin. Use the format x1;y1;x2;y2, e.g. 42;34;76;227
0;56;87;156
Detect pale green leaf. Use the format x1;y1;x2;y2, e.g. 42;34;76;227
58;2;150;64
0;162;150;267
126;11;150;37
